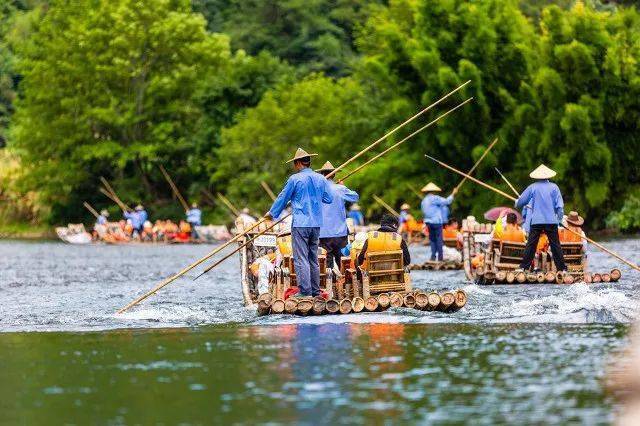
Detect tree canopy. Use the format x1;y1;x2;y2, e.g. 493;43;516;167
2;0;640;231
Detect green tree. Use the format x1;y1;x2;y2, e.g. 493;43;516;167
10;0;231;222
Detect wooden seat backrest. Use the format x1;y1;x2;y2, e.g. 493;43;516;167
364;250;405;291
497;241;526;267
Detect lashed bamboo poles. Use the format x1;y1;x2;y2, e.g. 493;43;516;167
339;98;473;181
425;155;640;273
260;181;277;202
83;202;100;219
326;80;471;179
100;177;132;211
217;192;241;217
452;138;500;194
373;194;400;216
116;216;269;314
158;164;189;211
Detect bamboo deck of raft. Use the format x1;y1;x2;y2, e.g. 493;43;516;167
409;260;463;271
256;289;468;316
476;268;622;285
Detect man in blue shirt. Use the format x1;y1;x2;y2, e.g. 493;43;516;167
186;202;202;239
267;148;333;297
124;204;147;236
421;182;457;261
347;204;364;226
515;164;567;272
97;209;109;225
317;161;360;270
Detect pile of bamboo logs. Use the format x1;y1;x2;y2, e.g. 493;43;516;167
477;268;622;285
409;260;463;271
256;289;467;316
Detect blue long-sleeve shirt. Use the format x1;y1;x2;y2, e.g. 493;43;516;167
320;182;359;238
348;210;364;226
186;208;202;225
269;167;333;228
515;180;564;225
124;211;144;229
421;194;454;224
399;210;410;224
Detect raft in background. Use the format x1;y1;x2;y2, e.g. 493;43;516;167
256;289;468;316
409;260;463;271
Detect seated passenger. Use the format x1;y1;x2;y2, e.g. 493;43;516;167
357;214;410;269
499;213;526;243
560;211;588;269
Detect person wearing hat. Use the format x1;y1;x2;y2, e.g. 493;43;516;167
237;207;257;227
560;211;588;268
421;182;457;261
316;161;360;270
399;203;412;228
124;204;147;237
186;202;202;240
348;203;364;226
97;209;110;225
515;164;567;272
267;148;333;298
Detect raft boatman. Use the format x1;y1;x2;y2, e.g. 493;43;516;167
515;164;567;272
357;214;410;269
421;182;457;262
348;204;364;227
266;148;333;298
97;209;109;225
317;161;359;271
186;202;202;239
124;204;147;236
237;207;257;228
399;203;412;228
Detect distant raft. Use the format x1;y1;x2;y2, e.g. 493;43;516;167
256;289;468;316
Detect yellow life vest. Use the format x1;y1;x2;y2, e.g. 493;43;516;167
277;235;292;256
361;231;402;270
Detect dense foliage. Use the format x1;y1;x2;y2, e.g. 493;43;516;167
1;0;640;231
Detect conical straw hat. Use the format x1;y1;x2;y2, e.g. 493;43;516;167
421;182;442;192
316;161;335;172
400;203;411;210
529;164;556;179
285;147;318;164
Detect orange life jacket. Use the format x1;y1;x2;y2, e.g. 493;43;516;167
277;235;292;256
361;231;402;270
443;226;459;240
501;224;526;243
536;233;549;252
559;227;583;243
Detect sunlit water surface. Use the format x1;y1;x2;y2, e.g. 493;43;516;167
1;239;638;423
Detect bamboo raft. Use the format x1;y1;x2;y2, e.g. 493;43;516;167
461;219;623;285
256;289;468;316
409;260;463;271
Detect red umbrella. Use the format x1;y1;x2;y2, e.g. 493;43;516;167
484;207;523;223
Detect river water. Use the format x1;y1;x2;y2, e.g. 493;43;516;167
1;239;639;423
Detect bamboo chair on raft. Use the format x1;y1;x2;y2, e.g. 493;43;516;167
339;251;412;300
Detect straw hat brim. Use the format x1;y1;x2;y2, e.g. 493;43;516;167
566;214;584;226
285;153;318;164
421;183;442;192
529;164;557;179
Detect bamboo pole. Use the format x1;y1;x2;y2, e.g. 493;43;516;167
116;216;268;314
83;202;100;219
495;168;520;197
260;181;277;202
372;195;400;216
99;187;130;212
426;154;640;273
158;164;190;212
201;189;235;220
339;98;473;181
452;137;500;194
217;193;241;217
326;80;471;179
193;213;290;280
100;177;132;211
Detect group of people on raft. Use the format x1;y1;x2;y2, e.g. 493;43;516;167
92;203;205;243
254;147;584;299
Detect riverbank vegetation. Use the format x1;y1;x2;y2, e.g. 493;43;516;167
1;0;639;232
